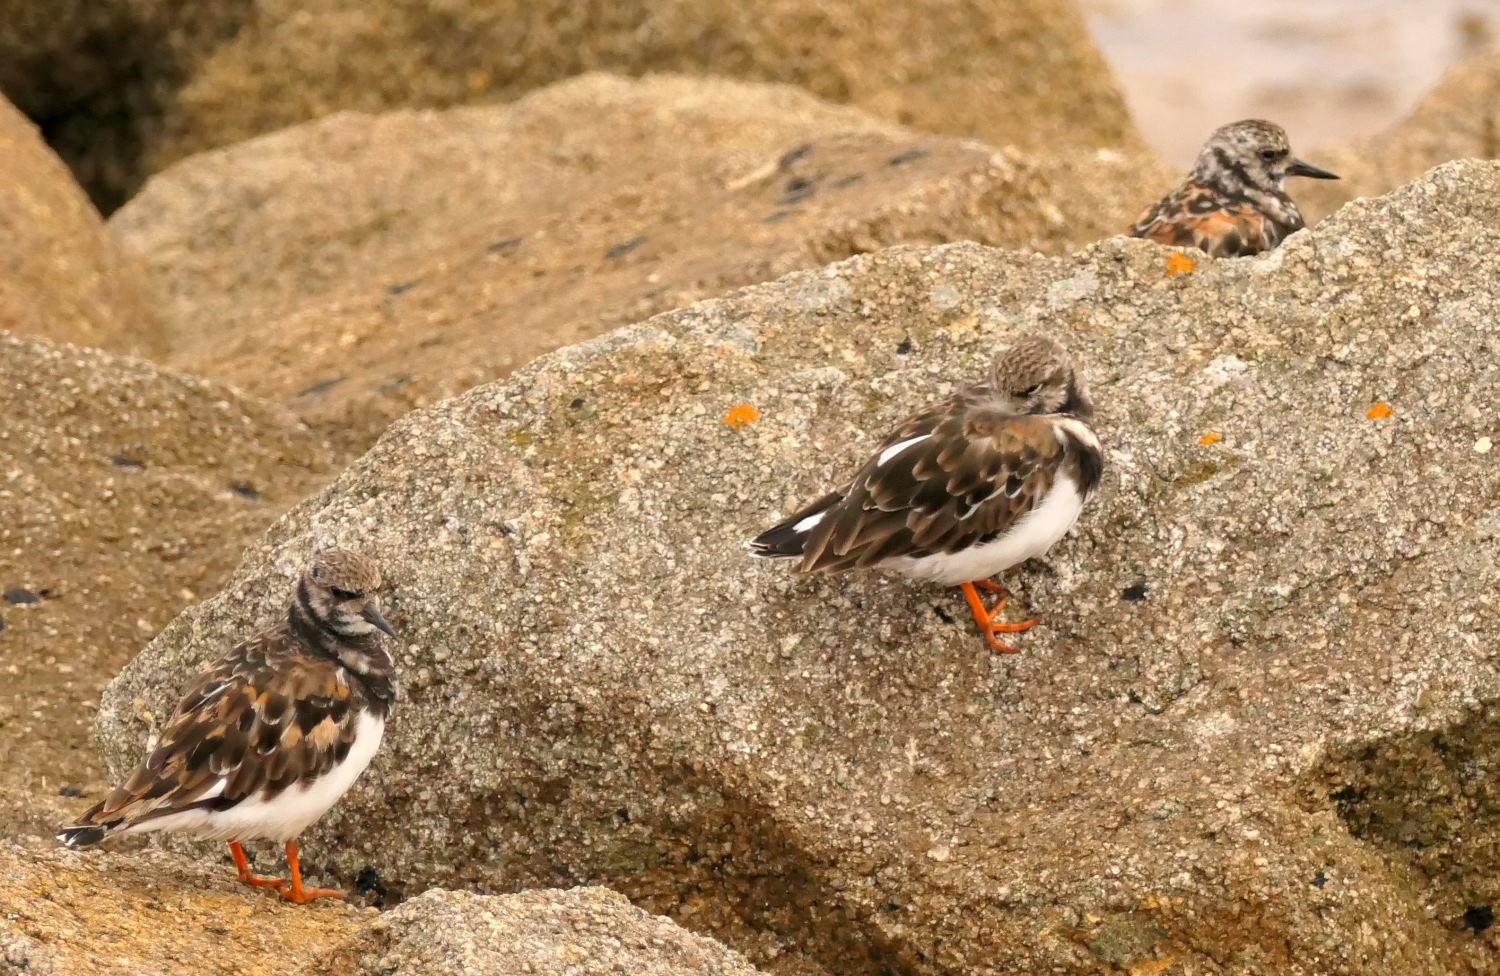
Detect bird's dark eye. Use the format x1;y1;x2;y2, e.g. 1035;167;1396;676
1259;148;1279;161
330;587;359;600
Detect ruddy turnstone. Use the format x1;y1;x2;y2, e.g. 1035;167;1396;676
1129;119;1338;257
751;334;1102;653
58;548;398;904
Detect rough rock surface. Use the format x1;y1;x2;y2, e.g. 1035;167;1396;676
333;887;765;976
154;0;1136;178
1299;45;1500;224
0;95;160;356
0;335;330;841
98;160;1500;974
114;72;1171;451
0;843;763;976
0;842;365;976
1;0;1136;210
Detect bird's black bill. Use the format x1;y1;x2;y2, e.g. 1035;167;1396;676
1286;159;1339;180
362;605;399;638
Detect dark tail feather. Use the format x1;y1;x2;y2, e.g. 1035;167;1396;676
57;824;109;848
749;492;842;559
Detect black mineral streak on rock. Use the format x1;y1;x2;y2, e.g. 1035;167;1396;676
386;280;418;296
58;785;83;798
487;236;522;254
297;377;343;397
229;481;261;500
778;143;813;171
889;148;928;167
832;173;865;189
111;455;144;469
763;210;795;224
783;176;816;203
604;237;646;260
933;605;955;625
1312;870;1327;889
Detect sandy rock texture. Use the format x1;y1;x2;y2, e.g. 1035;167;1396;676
0;334;330;841
113;72;1171;453
0;842;365;976
0;95;160;356
0;0;1135;210
2;844;742;976
334;887;765;975
97;161;1500;974
1299;45;1500;224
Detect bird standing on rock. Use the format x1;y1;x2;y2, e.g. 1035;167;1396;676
58;549;398;905
1129;119;1339;258
751;334;1103;654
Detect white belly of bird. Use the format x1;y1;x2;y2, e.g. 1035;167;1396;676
888;474;1086;586
126;711;385;843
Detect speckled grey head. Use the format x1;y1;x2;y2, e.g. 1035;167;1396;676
296;548;397;642
1191;119;1339;194
990;334;1093;418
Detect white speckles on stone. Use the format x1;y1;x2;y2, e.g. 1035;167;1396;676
928;282;963;310
1045;269;1098;309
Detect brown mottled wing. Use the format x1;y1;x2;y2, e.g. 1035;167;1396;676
71;627;361;832
1130;185;1284;257
798;391;1066;572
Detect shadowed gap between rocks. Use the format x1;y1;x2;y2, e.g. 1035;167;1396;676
21;4;254;212
1303;697;1500;936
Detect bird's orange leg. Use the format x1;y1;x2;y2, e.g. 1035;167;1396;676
228;841;285;890
958;581;1038;654
279;840;344;904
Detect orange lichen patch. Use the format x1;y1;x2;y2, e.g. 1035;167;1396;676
1197;432;1222;446
1365;402;1394;419
1165;253;1197;277
724;403;761;429
1129;957;1177;976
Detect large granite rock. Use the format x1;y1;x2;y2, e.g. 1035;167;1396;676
0;94;161;356
113;72;1171;452
0;334;330;840
2;844;748;976
336;887;764;976
2;0;1136;211
99;161;1500;974
1299;45;1500;224
154;0;1137;175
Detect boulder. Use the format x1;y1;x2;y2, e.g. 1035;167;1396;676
155;0;1137;177
1299;45;1500;224
0;334;330;841
336;887;764;976
0;843;761;976
113;72;1171;451
0;94;161;356
0;842;365;976
99;160;1500;974
2;0;1137;211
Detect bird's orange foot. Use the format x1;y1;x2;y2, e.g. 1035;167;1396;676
228;841;286;890
280;840;344;905
959;581;1038;654
279;883;345;905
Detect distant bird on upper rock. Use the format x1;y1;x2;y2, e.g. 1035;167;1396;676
1129;119;1338;258
750;334;1102;654
58;549;398;905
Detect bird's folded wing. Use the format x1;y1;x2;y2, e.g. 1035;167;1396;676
71;632;358;831
800;398;1067;571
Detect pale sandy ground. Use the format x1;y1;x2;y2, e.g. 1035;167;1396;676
1084;0;1500;165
